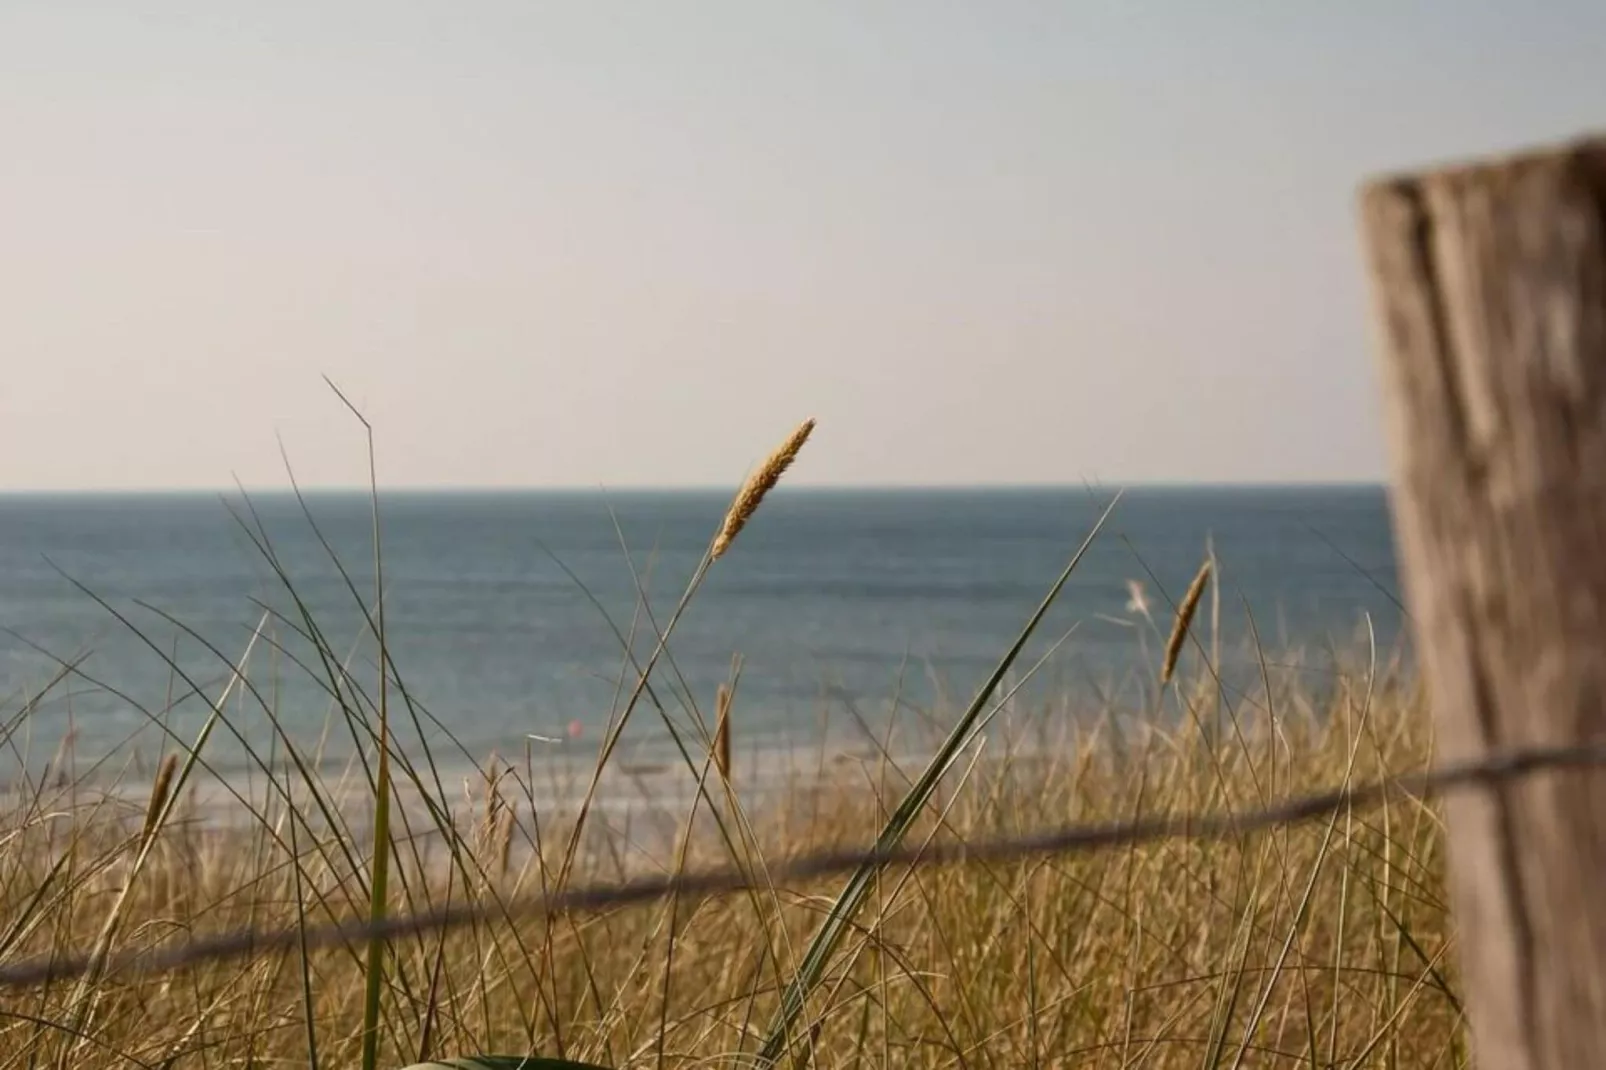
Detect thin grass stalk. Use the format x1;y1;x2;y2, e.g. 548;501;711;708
259;447;503;1004
325;379;394;1070
284;756;322;1070
553;417;815;891
61;613;268;1042
578;572;802;1034
135;594;383;929
753;490;1123;1066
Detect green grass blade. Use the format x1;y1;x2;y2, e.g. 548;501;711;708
360;748;393;1070
753;490;1122;1066
329;378;394;1070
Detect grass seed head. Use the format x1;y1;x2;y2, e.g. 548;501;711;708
713;418;816;560
1161;560;1212;685
713;683;733;782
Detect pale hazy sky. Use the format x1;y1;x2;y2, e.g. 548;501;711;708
4;3;1604;491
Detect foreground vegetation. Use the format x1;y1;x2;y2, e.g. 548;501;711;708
0;657;1458;1069
0;416;1461;1068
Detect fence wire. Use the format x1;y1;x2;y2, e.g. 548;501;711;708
3;738;1603;990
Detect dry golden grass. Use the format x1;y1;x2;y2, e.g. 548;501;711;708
2;412;1451;1068
1161;561;1211;686
712;418;816;560
713;683;734;784
0;659;1462;1070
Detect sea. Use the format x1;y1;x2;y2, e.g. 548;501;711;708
0;486;1406;800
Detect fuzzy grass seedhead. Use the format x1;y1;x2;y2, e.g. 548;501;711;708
712;418;816;560
140;754;179;848
1161;559;1212;685
713;683;733;782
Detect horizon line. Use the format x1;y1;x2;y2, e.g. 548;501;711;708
0;478;1389;497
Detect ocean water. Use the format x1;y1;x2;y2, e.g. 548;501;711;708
0;487;1405;787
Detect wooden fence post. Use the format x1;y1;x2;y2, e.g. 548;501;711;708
1359;135;1606;1068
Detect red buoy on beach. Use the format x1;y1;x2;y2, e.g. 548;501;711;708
567;719;584;740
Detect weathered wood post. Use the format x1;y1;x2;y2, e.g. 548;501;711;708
1359;135;1606;1068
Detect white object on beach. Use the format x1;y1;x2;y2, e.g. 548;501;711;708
1125;579;1152;622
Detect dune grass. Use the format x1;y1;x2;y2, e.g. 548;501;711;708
0;654;1459;1069
0;417;1462;1068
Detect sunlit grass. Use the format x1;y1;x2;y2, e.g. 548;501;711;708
0;415;1458;1068
0;644;1457;1069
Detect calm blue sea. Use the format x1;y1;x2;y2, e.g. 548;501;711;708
0;487;1405;784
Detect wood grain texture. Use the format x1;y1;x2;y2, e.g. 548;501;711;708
1360;134;1606;1069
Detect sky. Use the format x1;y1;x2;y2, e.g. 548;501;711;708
3;3;1605;491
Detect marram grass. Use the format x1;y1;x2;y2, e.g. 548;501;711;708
0;660;1459;1069
1161;560;1212;686
712;417;816;560
0;417;1460;1069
